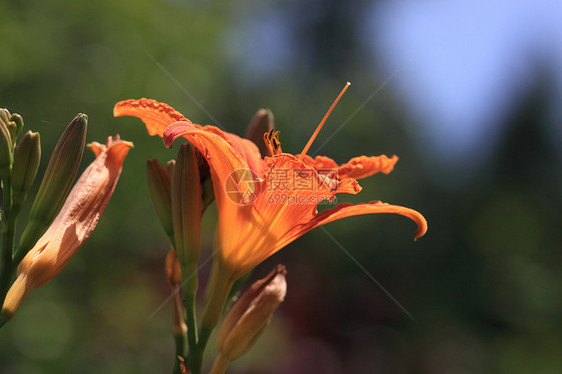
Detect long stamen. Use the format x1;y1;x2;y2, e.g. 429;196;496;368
298;82;351;160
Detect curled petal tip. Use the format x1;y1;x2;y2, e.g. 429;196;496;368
163;121;197;148
413;215;428;241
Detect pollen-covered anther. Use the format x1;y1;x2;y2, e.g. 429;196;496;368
263;129;282;157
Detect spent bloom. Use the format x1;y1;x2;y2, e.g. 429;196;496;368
1;136;133;319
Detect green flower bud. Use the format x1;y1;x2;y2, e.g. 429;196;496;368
146;158;173;240
0;108;10;125
0;112;13;179
10;113;24;141
18;114;87;254
11;131;41;212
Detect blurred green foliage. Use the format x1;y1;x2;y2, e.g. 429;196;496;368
1;0;561;373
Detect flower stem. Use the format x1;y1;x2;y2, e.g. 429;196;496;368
181;264;200;373
189;262;235;373
172;332;187;374
0;174;16;310
172;286;188;374
183;289;198;354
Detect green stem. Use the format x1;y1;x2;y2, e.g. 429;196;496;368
0;175;15;309
190;326;213;373
172;331;188;374
181;264;200;373
189;262;235;374
172;286;188;374
184;290;198;355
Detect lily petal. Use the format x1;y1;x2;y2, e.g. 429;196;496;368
302;154;399;179
337;155;399;179
164;121;255;236
114;98;189;137
115;98;267;176
278;201;428;252
210;153;425;279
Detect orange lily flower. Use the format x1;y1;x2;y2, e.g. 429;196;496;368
1;136;133;318
163;122;427;281
113;98;426;281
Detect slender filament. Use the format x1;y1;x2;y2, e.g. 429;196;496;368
298;82;351;160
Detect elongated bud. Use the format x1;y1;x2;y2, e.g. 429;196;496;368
147;158;174;240
244;108;274;157
0;109;14;178
2;136;132;321
166;159;175;178
11;131;41;211
172;143;202;293
214;265;287;368
18;114;87;255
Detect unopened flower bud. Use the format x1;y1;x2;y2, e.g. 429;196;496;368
244;108;274;157
17;114;87;255
10;113;24;139
214;265;287;370
0;108;10;125
172;143;201;293
165;249;182;287
147;158;173;240
0;109;14;178
11;131;41;211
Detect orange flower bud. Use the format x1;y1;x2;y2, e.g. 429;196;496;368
165;249;182;287
171;143;201;293
244;108;274;157
1;136;133;320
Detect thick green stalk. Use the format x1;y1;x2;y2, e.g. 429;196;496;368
0;174;16;308
184;289;199;353
181;263;199;373
172;331;187;374
189;262;235;374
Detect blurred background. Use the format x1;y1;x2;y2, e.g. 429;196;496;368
1;0;561;373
